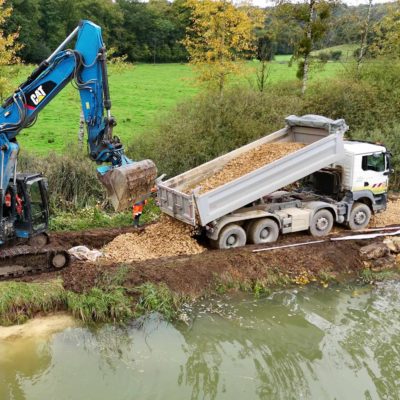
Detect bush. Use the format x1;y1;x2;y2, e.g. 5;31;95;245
317;52;331;62
330;50;342;61
128;83;303;178
18;145;105;211
303;78;382;131
303;62;400;133
352;125;400;190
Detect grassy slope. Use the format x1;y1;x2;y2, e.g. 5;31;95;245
12;61;344;154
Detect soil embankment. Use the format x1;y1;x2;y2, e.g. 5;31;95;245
60;237;366;295
18;199;400;298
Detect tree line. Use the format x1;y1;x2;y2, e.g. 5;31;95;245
4;0;394;64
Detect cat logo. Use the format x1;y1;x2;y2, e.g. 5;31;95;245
25;81;56;110
30;85;47;106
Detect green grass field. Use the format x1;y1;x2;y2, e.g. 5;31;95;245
9;60;345;154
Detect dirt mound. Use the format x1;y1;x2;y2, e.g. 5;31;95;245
371;199;400;227
184;142;305;194
102;215;205;262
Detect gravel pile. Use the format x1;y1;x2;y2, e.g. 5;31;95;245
371;199;400;227
102;215;205;262
184;142;305;194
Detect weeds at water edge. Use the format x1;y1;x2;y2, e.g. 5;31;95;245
358;268;398;284
0;280;134;326
135;283;185;321
0;280;67;326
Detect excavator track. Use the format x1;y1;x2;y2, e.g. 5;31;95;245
0;244;70;280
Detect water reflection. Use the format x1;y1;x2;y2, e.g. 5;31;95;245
176;294;325;399
0;337;52;400
1;283;400;400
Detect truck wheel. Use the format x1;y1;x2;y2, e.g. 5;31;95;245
309;209;334;237
348;202;371;230
247;218;279;244
216;224;247;249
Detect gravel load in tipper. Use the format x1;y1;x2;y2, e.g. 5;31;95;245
102;216;205;262
371;199;400;227
184;142;305;194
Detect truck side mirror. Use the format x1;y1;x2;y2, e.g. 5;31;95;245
383;169;395;176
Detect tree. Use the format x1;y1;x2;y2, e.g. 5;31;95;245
183;0;263;93
0;0;22;101
275;0;337;95
5;0;46;63
254;28;276;92
371;1;400;58
357;0;373;73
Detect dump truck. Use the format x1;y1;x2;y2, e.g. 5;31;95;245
157;115;392;249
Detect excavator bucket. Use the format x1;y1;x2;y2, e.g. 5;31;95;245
97;160;157;211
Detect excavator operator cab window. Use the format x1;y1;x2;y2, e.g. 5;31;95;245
26;179;47;232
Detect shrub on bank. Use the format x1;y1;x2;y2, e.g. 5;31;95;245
303;62;400;133
351;125;400;189
128;83;303;178
18;146;104;211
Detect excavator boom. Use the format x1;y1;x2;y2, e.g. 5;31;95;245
0;20;156;212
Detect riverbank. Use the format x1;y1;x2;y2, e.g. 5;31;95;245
1;199;399;326
1;229;397;326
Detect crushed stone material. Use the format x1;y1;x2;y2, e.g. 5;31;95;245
184;142;305;194
102;215;205;262
371;199;400;227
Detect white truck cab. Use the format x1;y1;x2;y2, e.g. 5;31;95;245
339;141;390;193
336;141;391;213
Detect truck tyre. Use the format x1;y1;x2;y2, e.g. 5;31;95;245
348;202;371;230
247;218;279;244
215;224;247;249
309;209;334;237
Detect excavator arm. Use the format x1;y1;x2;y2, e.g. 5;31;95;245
0;20;156;211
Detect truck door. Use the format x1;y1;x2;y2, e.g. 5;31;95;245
360;152;389;195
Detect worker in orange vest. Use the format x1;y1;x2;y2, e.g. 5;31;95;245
132;187;158;228
132;200;147;228
4;192;11;208
4;191;23;217
15;193;23;216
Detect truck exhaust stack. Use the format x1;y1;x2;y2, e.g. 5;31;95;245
98;160;157;211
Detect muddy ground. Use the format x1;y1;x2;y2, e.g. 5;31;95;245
20;227;392;296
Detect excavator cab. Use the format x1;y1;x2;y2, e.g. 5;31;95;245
5;174;49;242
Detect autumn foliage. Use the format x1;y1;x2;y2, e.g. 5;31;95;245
183;0;263;92
0;0;22;100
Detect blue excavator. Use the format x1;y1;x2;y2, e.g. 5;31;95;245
0;20;157;277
